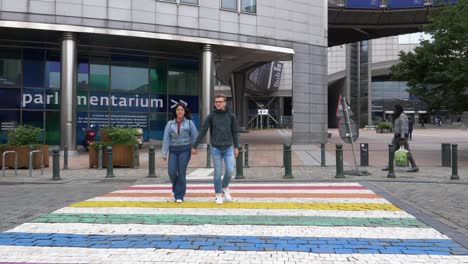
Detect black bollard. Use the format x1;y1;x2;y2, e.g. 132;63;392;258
235;146;245;179
283;145;293;179
360;143;369;167
52;148;61;180
98;145;103;169
134;144;139;169
206;144;211;168
320;142;326;167
63;145;68;170
147;145;156;178
244;144;250;168
335;144;345;178
450;144;460;180
441;143;451;167
387;144;396;178
105;146;115;178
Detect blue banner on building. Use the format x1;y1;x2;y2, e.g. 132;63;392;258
388;0;425;8
345;0;381;8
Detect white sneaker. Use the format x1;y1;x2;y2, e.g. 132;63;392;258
223;188;233;202
176;199;183;203
215;193;223;204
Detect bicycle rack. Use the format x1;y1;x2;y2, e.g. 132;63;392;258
2;151;18;177
29;150;44;177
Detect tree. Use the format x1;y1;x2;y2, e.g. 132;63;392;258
390;0;468;113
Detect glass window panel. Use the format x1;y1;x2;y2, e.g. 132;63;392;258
22;88;45;110
180;0;198;4
0;47;22;87
0;88;21;109
0;110;20;144
46;52;60;89
150;58;167;94
23;49;45;88
149;112;167;140
168;59;199;96
45;89;60;110
45;111;60;145
78;57;90;90
22;111;44;143
77;90;89;111
111;57;149;93
90;56;110;91
221;0;237;10
241;0;256;13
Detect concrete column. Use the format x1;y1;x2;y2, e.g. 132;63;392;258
60;32;77;151
201;44;214;143
232;72;247;130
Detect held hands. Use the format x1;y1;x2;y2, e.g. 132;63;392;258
162;156;167;161
234;148;239;158
191;148;198;155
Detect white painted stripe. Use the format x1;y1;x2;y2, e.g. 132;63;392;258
53;207;416;218
186;168;213;178
128;183;364;187
111;189;375;194
0;246;465;264
7;223;448;239
87;197;391;204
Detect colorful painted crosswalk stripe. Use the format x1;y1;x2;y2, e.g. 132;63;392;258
0;183;466;264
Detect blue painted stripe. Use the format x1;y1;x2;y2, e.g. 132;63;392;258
0;232;467;255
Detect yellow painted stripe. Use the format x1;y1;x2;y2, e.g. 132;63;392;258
70;201;401;211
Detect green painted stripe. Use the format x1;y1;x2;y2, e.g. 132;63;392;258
32;213;428;228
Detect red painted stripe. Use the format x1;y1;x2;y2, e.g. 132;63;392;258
122;186;366;191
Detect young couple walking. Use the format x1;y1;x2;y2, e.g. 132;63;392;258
162;94;239;204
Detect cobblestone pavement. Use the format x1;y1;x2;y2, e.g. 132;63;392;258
0;183;467;263
0;129;467;263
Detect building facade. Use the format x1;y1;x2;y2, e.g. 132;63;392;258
0;0;329;150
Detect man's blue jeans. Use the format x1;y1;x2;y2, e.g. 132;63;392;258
211;146;234;194
168;144;192;200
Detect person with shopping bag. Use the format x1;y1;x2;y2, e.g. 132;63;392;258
382;104;419;172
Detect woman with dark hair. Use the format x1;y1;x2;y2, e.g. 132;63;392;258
162;103;198;203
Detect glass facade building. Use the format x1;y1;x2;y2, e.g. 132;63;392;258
0;45;200;145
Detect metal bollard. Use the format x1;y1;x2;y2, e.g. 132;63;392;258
387;144;396;178
360;143;369;167
52;149;61;180
29;149;44;177
235;146;245;179
282;144;286;168
244;144;250;168
2;151;17;177
441;143;451;167
450;144;460;180
283;144;293;179
147;145;156;178
320;142;326;167
98;145;103;169
335;144;345;178
206;144;211;168
63;145;68;170
105;146;114;178
133;144;139;169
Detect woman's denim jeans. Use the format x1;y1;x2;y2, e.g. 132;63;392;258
168;144;192;200
211;146;234;193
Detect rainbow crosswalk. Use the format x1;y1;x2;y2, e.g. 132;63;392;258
0;183;467;263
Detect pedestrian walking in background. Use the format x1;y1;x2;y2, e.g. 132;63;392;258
162;103;198;203
383;104;419;172
419;116;425;128
192;94;240;204
408;117;414;140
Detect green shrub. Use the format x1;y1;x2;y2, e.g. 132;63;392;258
377;122;392;130
91;127;138;149
7;125;42;146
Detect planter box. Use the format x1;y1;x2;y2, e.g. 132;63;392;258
0;145;49;169
376;128;392;133
89;144;135;168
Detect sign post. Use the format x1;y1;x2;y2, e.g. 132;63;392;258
336;95;370;176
